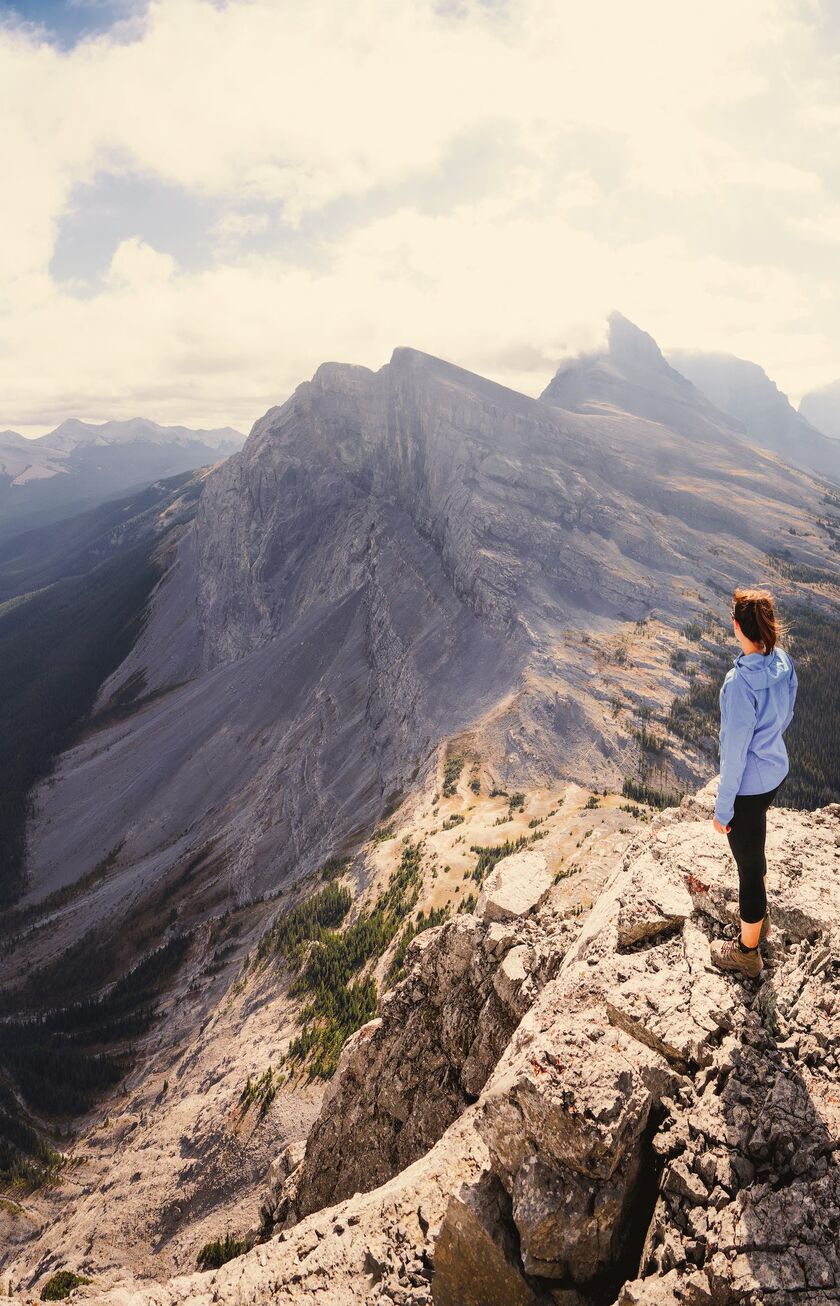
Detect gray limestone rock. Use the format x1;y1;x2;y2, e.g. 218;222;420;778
432;1173;548;1306
11;793;840;1305
286;910;550;1223
476;851;554;924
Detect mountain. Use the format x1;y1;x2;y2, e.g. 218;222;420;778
799;380;840;441
11;342;836;916
539;311;747;443
667;349;840;484
2;334;840;1298
44;417;244;453
0;417;245;543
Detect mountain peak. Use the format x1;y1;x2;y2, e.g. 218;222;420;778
540;312;737;441
606;311;670;371
388;345;443;366
0;429;27;447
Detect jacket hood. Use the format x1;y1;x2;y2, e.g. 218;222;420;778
733;646;792;692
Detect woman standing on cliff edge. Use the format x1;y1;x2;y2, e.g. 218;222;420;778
710;588;797;979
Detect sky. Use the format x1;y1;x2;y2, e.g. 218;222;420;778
1;0;839;436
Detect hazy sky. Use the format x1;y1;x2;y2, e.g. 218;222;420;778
2;0;839;435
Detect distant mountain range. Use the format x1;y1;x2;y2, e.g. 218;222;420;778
0;417;245;543
796;380;840;442
667;347;840;481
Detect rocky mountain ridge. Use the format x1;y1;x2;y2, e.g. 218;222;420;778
10;779;837;1304
15;330;838;934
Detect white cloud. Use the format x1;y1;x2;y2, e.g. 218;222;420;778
1;0;839;430
212;211;271;242
788;204;840;241
106;236;176;286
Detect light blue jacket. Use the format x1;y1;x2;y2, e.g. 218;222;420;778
715;645;797;825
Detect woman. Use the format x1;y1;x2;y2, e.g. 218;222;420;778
709;588;797;979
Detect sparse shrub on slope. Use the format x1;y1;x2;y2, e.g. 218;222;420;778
40;1271;92;1300
441;754;465;797
281;842;425;1079
196;1234;245;1271
621;778;684;809
256;881;352;964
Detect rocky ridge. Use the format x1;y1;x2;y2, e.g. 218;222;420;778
17;332;838;937
28;779;839;1305
6;327;840;1302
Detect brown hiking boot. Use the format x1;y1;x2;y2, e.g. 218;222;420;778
710;936;763;979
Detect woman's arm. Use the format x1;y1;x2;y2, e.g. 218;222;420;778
782;662;798;732
714;675;757;826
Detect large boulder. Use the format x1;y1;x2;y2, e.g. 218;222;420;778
476;851;554;924
432;1173;558;1306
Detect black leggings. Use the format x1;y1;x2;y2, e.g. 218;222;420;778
726;778;786;924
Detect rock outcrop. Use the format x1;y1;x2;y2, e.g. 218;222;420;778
280;852;567;1224
41;782;839;1305
467;783;840;1303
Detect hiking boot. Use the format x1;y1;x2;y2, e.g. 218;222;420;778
710;936;763;979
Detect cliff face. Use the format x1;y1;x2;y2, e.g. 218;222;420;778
34;785;839;1305
18;338;838;938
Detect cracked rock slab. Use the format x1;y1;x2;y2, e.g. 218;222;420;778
476;851;554;925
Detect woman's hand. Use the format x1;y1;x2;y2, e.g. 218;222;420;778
712;817;731;834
